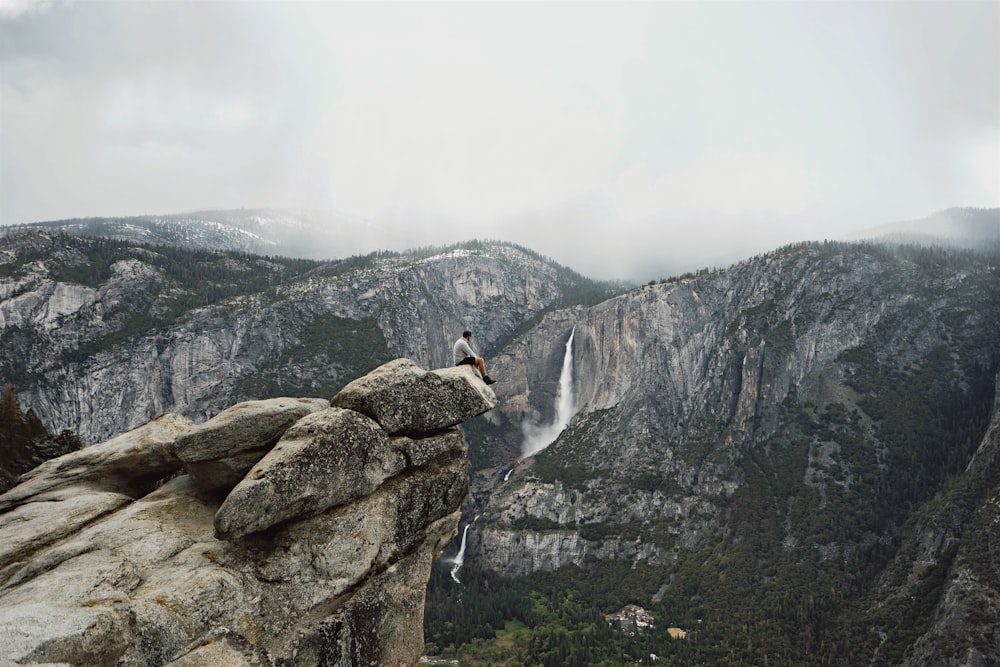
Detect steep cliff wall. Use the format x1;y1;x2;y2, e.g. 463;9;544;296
0;360;495;666
409;242;999;665
0;234;587;443
472;244;999;583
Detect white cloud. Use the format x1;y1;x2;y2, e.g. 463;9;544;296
0;0;60;21
1;1;997;277
303;61;624;225
964;130;1000;206
608;148;817;224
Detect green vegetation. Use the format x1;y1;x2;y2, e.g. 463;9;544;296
0;232;318;288
0;325;49;389
529;409;618;489
232;314;392;400
425;560;684;666
0;384;82;492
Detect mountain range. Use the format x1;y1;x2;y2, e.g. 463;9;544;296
6;205;998;278
3;208;373;260
1;207;998;665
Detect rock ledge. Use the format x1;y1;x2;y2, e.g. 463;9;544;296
0;359;494;666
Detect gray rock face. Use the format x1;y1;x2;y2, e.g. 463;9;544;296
215;406;404;540
0;360;489;666
471;245;1000;584
0;234;570;444
331;358;497;435
175;397;330;493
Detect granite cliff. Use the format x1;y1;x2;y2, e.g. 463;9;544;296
0;360;494;666
3;226;999;664
458;241;1000;664
472;242;998;560
0;233;607;444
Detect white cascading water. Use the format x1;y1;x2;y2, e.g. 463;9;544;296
449;523;471;583
521;327;577;459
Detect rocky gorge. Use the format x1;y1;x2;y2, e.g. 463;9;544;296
473;243;1000;569
0;360;495;666
2;220;1000;664
457;241;999;664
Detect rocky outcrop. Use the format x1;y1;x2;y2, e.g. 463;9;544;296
331;359;498;435
0;360;494;666
175;397;331;493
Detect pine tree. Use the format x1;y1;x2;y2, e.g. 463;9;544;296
0;384;80;493
24;408;48;439
0;384;23;430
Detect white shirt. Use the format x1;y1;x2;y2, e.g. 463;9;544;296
453;336;477;364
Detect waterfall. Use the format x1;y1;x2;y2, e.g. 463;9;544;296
553;326;577;433
521;327;577;458
449;524;471;583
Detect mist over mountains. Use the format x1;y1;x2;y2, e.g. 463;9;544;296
6;206;997;282
1;207;998;664
2;209;377;262
848;206;1000;249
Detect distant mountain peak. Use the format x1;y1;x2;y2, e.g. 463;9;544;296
2;208;376;260
847;206;999;248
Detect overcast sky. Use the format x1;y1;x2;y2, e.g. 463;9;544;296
1;1;997;279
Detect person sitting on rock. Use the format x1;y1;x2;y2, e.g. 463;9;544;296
453;330;496;385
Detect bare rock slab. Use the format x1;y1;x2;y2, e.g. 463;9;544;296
175;397;330;493
0;412;192;513
0;360;477;667
214;407;406;540
330;358;496;435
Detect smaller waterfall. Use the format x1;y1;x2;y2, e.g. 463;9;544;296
449;524;471;583
521;327;577;458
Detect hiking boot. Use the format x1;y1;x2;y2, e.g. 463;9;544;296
483;375;497;385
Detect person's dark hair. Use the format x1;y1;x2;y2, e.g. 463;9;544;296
462;330;472;338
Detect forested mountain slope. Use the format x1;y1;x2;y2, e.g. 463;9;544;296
2;208;364;259
440;241;1000;665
